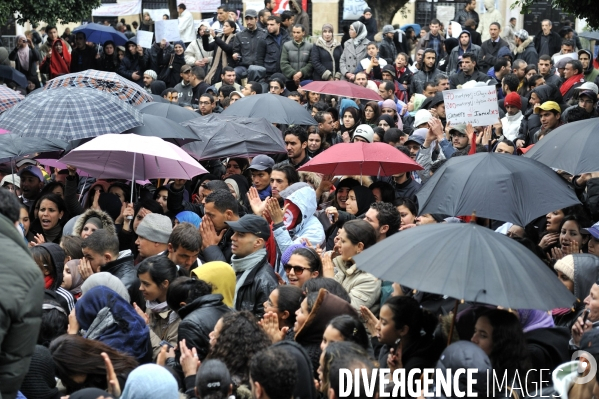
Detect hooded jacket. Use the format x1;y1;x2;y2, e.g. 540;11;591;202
476;0;503;42
446;32;481;74
410;54;442;94
273;185;325;267
73;208;116;237
580;50;599;82
553;254;599;328
177;294;231;360
379;34;397;65
0;213;44;399
294;289;360;378
514;37;539;66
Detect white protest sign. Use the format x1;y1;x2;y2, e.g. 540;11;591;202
343;0;368;20
93;0;141;16
443;87;500;126
194;18;214;31
155;19;181;42
436;5;455;25
184;0;221;12
450;21;462;38
136;30;154;48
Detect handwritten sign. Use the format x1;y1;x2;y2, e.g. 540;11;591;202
155;19;181;42
343;0;367;20
553;52;578;65
136;30;154;48
443;87;499;126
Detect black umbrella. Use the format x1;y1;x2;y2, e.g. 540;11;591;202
523;118;599;175
121;114;201;146
221;93;317;125
151;94;171;103
135;102;201;123
353;223;575;310
0;65;28;88
0;133;69;162
181;114;287;160
416;153;580;226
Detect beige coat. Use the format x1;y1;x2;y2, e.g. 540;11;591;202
147;309;181;360
333;256;381;314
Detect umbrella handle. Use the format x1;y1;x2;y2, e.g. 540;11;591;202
126;152;136;219
447;299;459;346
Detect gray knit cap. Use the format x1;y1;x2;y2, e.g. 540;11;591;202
136;213;173;244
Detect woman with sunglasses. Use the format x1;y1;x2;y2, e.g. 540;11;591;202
283;247;323;288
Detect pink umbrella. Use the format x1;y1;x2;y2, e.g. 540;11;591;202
59;134;207;202
298;142;423;176
36;158;91;177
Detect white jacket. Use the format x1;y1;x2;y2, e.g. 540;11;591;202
500;111;523;141
184;38;214;68
178;10;195;43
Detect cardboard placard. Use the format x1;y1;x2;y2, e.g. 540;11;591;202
443;87;500;126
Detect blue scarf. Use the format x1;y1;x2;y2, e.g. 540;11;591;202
257;185;272;200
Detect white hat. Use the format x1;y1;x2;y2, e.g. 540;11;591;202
353;124;374;143
1;174;20;189
576;82;599;94
413;109;432;128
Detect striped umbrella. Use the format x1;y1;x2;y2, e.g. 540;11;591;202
44;69;153;105
0;85;24;114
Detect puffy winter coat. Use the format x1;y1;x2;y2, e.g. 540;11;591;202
73;208;117;237
0;213;44;399
280;40;313;80
332;256;381;314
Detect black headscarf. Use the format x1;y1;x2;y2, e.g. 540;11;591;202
350;185;376;216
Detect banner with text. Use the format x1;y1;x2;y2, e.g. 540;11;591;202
443;87;500;126
93;0;141;16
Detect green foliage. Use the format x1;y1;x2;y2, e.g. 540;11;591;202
511;0;599;31
369;0;410;30
0;0;102;26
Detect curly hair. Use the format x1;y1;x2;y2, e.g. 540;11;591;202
207;311;271;387
478;309;531;383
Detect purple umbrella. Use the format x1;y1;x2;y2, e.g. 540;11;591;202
59;134;208;202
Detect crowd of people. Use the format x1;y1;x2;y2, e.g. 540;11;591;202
2;1;599;399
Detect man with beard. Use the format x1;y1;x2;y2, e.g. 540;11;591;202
448;52;488;89
411;49;441;94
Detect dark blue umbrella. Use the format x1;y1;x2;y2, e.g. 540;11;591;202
73;23;128;46
401;24;421;37
0;65;28;88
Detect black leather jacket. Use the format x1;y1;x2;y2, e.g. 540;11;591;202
234;255;278;318
102;255;144;310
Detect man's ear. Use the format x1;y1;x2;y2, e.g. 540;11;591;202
253;381;263;399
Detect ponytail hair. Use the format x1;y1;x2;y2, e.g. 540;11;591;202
327;315;369;350
384;296;437;339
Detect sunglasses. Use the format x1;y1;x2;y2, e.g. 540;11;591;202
284;264;312;275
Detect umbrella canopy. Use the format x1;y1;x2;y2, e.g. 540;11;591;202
401;24;421;36
44;70;153;105
135;102;201;123
123;114;201;146
0;85;24;114
354;223;576;310
0;87;143;141
72;23;129;45
58;134;207;180
0;133;69;162
181;114;287;159
36;158;91;177
523;119;599;175
298;142;423;176
221;93;317;125
301;81;382;101
416;153;580;226
0;65;28;88
151;94;170;103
